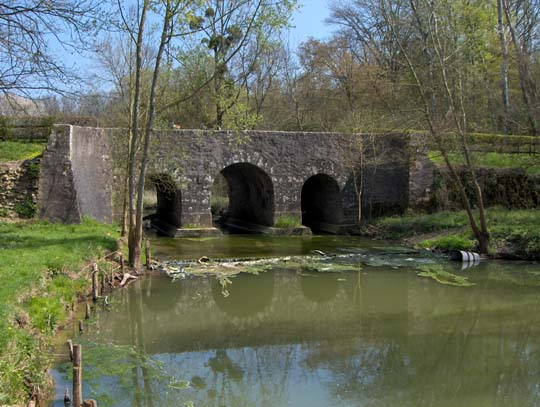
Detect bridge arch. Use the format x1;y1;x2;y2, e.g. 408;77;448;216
301;173;343;232
212;162;275;229
149;173;182;227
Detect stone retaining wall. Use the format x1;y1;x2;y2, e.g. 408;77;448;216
0;158;40;219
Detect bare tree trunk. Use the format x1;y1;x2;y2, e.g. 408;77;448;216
502;0;538;135
497;0;511;134
127;0;149;269
133;1;174;269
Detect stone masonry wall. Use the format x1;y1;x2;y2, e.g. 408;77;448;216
39;126;413;226
0;158;40;219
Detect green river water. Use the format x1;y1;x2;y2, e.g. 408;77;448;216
51;235;540;407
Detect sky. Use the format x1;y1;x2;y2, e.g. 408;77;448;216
290;0;333;45
45;0;334;97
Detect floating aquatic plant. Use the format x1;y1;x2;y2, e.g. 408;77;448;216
416;265;475;287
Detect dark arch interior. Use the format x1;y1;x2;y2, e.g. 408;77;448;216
150;174;182;227
301;174;343;232
214;163;275;229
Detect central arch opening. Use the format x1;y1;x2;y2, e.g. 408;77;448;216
211;163;275;232
301;174;343;233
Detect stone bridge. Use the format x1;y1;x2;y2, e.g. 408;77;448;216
38;126;420;234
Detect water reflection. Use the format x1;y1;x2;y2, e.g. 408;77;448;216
211;272;274;318
51;264;540;407
300;272;339;303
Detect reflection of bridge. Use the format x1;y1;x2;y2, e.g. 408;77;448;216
38;126;415;233
97;270;412;354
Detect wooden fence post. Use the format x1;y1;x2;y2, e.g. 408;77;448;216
64;387;71;406
73;344;82;407
67;339;74;361
92;263;99;302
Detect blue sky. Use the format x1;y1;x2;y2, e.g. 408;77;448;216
51;0;334;95
290;0;333;45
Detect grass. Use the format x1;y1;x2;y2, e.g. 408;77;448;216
371;208;540;259
274;215;301;228
428;151;540;175
0;140;46;163
0;219;118;404
419;235;476;251
372;210;468;239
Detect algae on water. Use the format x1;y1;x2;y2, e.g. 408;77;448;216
416;265;475;287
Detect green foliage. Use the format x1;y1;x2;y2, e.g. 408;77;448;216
373;208;540;259
211;195;229;215
0;141;46;162
14;199;36;219
26;161;40;179
274;215;301;228
0;219;118;404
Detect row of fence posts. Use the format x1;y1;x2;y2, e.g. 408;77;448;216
24;242;151;407
61;240;152;407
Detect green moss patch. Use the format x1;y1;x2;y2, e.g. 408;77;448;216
274;215;301;228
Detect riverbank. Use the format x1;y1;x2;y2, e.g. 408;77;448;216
0;219;119;405
365;208;540;260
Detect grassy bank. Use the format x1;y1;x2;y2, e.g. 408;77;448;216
0;140;46;163
369;208;540;259
0;219;118;404
428;151;540;175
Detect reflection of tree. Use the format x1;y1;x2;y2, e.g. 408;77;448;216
207;350;244;381
302;278;540;407
60;268;540;407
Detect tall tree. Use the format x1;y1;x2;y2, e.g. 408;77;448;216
191;0;296;128
119;0;200;268
329;0;493;253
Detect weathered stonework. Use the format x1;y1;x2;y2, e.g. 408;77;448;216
38;125;113;223
38;126;413;229
0;158;40;219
